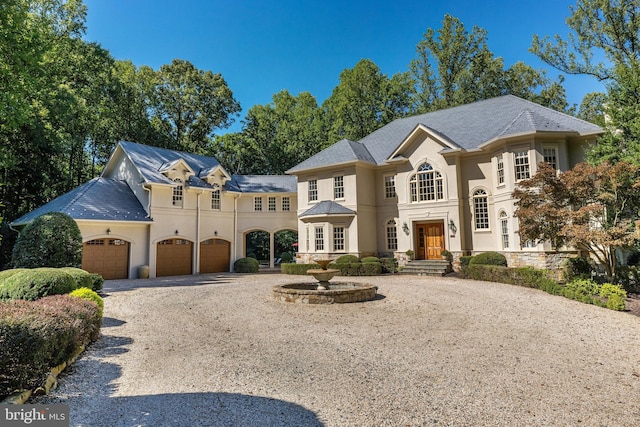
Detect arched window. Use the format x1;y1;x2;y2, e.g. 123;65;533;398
410;163;444;202
386;220;398;250
473;189;489;230
172;179;183;207
499;211;509;248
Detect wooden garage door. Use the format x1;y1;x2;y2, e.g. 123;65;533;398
82;239;129;280
156;239;193;277
200;239;230;273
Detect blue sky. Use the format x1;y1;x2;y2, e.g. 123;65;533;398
84;0;606;133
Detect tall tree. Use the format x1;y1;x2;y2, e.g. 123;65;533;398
323;59;415;143
148;59;241;154
412;15;570;113
531;0;640;164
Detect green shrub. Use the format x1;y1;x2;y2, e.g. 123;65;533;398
380;257;398;274
335;255;360;264
70;287;104;318
59;267;92;289
564;279;600;299
598;283;627;311
563;257;594;282
360;256;380;263
469;252;507;267
441;250;453;261
605;294;626;311
89;273;104;291
459;256;474;267
280;252;294;263
246;252;257;259
0;269;28;284
234;257;259;273
280;263;320;275
359;262;382;276
12;212;82;268
0;268;77;301
0;295;100;398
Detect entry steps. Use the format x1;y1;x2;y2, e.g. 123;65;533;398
401;259;451;276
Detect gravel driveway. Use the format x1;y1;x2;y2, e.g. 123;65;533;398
34;273;640;426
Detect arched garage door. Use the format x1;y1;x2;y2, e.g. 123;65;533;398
200;239;230;273
157;239;193;277
82;239;130;280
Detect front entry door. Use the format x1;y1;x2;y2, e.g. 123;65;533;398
416;223;445;260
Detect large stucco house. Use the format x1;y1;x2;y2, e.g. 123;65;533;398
12;95;602;278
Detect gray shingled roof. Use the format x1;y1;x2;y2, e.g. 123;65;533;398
300;200;356;218
226;175;297;193
286;139;377;173
288;95;603;172
11;178;151;226
118;141;221;185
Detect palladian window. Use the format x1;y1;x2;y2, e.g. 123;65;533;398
410;163;444;202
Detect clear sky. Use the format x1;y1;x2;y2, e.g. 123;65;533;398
83;0;606;133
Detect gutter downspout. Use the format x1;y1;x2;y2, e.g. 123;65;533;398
143;184;153;278
233;193;240;272
195;190;204;275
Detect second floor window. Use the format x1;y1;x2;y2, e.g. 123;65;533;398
384;175;396;199
282;196;290;211
497;154;504;185
514;150;530;181
268;196;276;211
334;176;344;199
410;163;444;202
473;189;489;230
254;196;263;211
211;190;220;210
308;179;318;202
172;179;183;207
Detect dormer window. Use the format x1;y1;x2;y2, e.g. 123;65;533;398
172;179;183;207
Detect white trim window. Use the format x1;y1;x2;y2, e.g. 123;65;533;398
473;189;489;230
315;226;324;251
499;211;509;249
268;196;276;212
308;179;318;202
386;219;398;250
333;226;345;252
211;189;220;210
334;176;344;199
514;150;530;181
410;163;444;202
543;147;558;170
496;154;505;185
282;196;290;212
172;179;183;207
384;175;396;199
254;196;263;211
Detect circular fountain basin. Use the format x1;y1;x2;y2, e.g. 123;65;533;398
273;282;378;304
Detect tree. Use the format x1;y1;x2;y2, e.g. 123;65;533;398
149;59;241;154
12;212;83;268
514;161;640;280
323;59;415;142
531;0;640;163
412;14;569;113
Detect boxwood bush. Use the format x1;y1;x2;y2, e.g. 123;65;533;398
360;256;380;263
335;255;360;264
89;273;104;291
0;268;77;301
70;287;104;319
0;295;101;398
280;263;320;275
234;257;259;273
59;267;93;289
469;252;507;267
380;257;398;274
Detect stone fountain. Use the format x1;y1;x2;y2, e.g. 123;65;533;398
273;258;378;304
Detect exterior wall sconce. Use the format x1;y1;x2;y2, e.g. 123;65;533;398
175;230;179;235
449;219;457;237
106;228;111;235
402;222;410;235
214;230;218;236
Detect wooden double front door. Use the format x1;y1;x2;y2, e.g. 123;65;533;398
416;222;445;260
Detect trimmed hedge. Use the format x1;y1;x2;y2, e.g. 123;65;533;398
89;273;104;291
60;267;93;289
334;255;360;264
328;262;381;276
361;256;380;263
459;256;474;268
462;264;626;311
280;263;320;275
70;287;104;319
469;252;507;267
380;257;398;274
0;295;101;398
0;268;77;301
234;257;259;273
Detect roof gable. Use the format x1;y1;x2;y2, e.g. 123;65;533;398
226;175;297;193
286;139;376;174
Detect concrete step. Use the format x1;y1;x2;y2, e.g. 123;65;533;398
400;260;451;276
